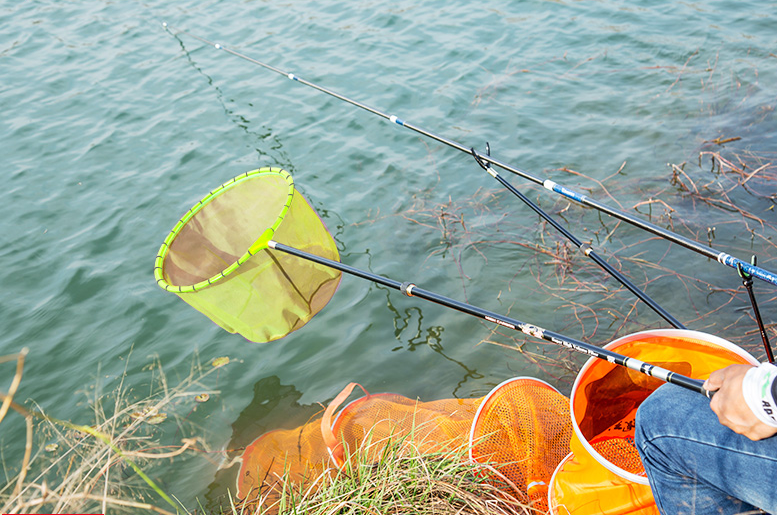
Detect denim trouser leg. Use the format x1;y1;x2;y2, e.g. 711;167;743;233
635;383;777;515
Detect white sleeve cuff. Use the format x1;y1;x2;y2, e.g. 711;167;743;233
742;363;777;428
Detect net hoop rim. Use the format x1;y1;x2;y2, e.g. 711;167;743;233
154;167;293;293
468;376;561;464
569;328;758;484
547;451;575;514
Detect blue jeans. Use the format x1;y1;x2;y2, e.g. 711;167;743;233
635;383;777;514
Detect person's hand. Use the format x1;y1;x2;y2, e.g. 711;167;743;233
704;364;777;441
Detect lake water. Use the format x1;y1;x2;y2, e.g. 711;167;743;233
2;0;776;509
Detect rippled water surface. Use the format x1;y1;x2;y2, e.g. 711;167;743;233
2;0;776;507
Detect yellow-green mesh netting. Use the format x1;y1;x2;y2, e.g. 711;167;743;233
154;168;341;342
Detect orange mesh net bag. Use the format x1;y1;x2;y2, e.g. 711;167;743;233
236;417;332;507
469;377;573;512
548;329;758;515
322;383;483;467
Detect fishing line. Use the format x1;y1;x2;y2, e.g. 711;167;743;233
267;239;710;397
162;23;777;288
471;143;686;330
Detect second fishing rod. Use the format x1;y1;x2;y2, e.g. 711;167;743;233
163;24;777;288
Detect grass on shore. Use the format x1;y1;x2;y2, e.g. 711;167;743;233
2;350;536;515
233;436;535;515
0;348;220;514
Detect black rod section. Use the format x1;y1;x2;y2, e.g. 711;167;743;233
739;260;774;362
269;240;709;397
471;147;686;330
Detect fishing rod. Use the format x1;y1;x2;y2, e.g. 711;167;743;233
267;239;710;397
163;24;777;288
471;144;686;330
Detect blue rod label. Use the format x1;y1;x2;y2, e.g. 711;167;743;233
719;253;777;286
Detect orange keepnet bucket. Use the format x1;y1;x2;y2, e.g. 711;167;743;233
548;329;758;515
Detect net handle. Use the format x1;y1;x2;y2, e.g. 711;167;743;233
269;240;712;397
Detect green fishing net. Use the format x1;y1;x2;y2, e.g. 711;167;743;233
154;168;341;342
